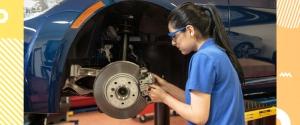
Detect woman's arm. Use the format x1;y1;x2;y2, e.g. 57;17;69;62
161;81;185;102
164;91;211;125
152;74;185;102
150;85;211;125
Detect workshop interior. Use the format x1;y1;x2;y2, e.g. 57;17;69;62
24;0;276;125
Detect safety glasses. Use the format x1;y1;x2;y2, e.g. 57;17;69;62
167;27;186;40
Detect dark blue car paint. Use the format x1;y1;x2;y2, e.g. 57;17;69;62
229;6;275;27
24;0;102;112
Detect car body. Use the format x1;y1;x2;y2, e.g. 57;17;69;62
24;0;276;113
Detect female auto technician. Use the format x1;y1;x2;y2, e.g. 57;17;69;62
149;2;245;125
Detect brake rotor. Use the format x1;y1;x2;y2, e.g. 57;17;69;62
93;61;147;119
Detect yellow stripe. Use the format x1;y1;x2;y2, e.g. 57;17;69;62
245;107;276;122
1;77;23;108
277;0;300;28
0;55;23;82
0;80;23;110
0;38;23;125
0;39;23;66
5;38;23;57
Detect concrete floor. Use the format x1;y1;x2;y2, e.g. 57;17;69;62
58;111;187;125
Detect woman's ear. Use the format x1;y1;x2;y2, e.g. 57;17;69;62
186;25;195;37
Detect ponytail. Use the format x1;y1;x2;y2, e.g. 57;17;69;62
200;4;245;84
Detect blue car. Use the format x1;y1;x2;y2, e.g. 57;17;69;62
24;0;276;121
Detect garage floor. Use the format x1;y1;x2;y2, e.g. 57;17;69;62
58;111;186;125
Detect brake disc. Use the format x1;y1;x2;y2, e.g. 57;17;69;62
93;61;148;119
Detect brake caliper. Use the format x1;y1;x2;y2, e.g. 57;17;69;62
138;67;155;103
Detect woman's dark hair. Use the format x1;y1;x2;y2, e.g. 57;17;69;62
168;2;245;84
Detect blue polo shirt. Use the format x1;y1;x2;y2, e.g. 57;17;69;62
185;38;245;125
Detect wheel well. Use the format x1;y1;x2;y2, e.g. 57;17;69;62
62;1;188;96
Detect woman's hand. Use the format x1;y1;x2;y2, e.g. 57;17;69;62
151;73;185;102
151;73;169;88
149;84;170;103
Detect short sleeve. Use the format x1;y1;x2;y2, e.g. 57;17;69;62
187;53;216;94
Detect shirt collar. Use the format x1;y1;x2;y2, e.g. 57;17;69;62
197;38;215;51
197;38;226;52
